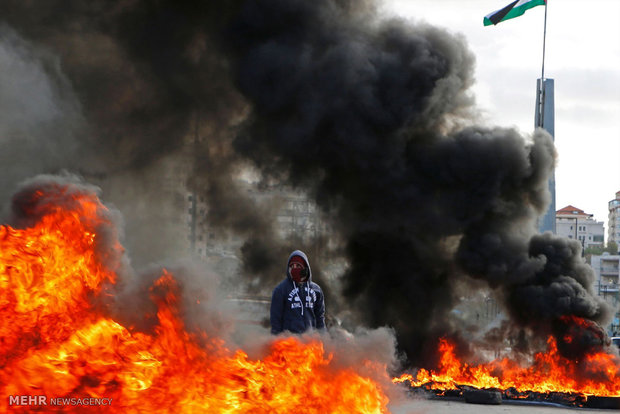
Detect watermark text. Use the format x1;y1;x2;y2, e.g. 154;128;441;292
9;395;113;407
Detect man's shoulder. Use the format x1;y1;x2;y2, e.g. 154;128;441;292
309;281;322;292
273;278;292;292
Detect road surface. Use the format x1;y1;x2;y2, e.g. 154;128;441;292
389;396;615;413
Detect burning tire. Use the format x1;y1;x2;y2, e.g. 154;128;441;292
583;396;620;410
462;388;502;405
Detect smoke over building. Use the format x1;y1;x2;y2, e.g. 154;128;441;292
0;0;613;365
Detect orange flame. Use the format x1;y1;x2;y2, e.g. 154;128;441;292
394;336;620;397
0;189;389;413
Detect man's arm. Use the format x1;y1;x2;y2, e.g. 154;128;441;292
270;286;284;334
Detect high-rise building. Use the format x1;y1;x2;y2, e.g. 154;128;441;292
555;205;604;250
608;191;620;250
535;78;555;234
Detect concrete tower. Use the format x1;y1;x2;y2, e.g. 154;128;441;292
535;78;555;234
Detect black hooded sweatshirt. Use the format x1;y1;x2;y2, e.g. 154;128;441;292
270;250;325;334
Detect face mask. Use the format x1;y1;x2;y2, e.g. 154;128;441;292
291;267;309;283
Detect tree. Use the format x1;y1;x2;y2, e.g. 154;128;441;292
605;241;619;255
585;245;604;256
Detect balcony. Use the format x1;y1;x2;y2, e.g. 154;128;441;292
599;284;619;294
600;266;620;276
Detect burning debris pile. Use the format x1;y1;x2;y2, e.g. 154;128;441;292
0;176;393;412
1;0;619;410
394;334;620;406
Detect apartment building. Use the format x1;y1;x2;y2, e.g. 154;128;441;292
555;205;604;250
591;253;620;335
609;191;620;249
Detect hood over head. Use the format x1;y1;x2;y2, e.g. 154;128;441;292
286;250;312;282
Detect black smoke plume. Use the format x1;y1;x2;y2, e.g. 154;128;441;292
223;0;612;363
0;0;613;366
0;1;252;267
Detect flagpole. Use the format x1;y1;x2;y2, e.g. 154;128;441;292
535;0;556;235
537;0;548;128
541;0;548;80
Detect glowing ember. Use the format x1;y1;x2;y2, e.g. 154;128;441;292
0;186;389;413
394;336;620;397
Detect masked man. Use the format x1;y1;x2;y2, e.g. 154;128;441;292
270;250;325;334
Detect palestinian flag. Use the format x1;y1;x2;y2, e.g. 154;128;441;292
484;0;546;26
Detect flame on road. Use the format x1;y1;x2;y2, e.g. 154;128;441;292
0;186;389;413
394;336;620;397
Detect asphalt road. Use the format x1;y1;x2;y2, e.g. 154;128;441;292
389;397;616;414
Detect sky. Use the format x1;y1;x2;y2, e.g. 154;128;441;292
383;0;620;238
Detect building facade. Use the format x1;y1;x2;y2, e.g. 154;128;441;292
185;182;325;268
555;205;604;250
609;191;620;250
591;253;620;335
